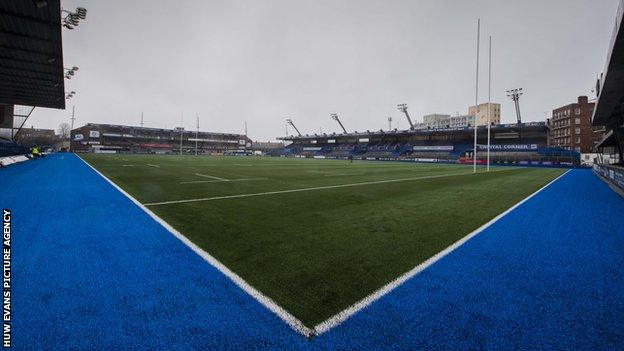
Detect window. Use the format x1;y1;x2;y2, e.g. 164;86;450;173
575;128;581;135
575;108;581;115
575;137;581;144
575;118;581;125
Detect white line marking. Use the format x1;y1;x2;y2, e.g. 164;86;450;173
122;164;134;167
179;178;268;184
195;173;229;181
312;169;572;336
145;168;520;207
147;164;160;168
75;154;314;338
77;155;570;338
324;173;366;177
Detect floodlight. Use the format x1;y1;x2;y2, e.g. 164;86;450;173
76;7;87;19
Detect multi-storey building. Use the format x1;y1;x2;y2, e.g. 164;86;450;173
14;126;57;148
468;103;501;126
549;96;603;153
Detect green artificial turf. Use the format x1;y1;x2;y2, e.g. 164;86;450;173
81;154;564;326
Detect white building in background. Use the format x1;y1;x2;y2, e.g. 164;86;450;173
423;114;451;126
416;113;475;129
449;114;475;128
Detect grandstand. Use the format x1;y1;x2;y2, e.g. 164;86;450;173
70;123;251;154
592;0;624;193
279;121;580;166
0;1;65;165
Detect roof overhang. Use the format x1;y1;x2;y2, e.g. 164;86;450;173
596;126;624;148
0;0;65;109
592;0;624;128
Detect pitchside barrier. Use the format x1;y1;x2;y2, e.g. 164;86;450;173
0;155;29;167
593;163;624;194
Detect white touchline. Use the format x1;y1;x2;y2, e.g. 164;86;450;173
147;164;160;168
179;178;268;184
312;169;571;336
195;173;229;181
145;168;520;206
122;164;134;167
75;154;314;338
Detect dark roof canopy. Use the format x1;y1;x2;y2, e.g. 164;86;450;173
593;0;624;128
278;122;548;141
0;0;65;109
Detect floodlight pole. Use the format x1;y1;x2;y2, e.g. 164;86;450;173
506;88;523;124
397;104;414;130
286;118;302;136
487;36;492;172
330;113;347;133
473;19;480;173
195;114;199;156
180;112;183;156
140;112;144;127
69;105;75;152
388;116;392;131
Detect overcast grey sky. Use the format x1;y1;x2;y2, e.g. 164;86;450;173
30;0;619;141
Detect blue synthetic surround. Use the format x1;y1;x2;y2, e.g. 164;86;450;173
4;154;624;350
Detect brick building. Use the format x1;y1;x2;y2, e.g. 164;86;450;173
14;126;57;149
549;96;604;153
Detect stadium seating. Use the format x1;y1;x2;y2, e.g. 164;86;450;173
278;122;582;166
0;138;29;157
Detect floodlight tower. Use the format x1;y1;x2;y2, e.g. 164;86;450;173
330;113;347;133
285;118;302;136
397;104;415;130
62;7;87;30
506;88;523;124
179;112;184;155
64;66;79;80
387;116;392;131
68;105;76;151
195;114;200;156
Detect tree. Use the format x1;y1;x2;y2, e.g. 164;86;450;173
58;122;71;140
